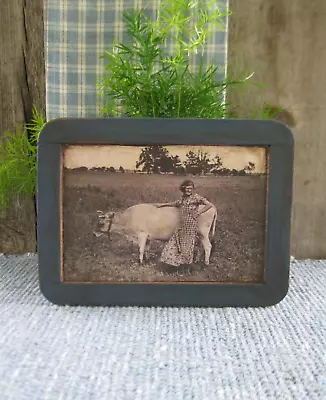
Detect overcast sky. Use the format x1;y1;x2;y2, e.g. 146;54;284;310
64;145;267;173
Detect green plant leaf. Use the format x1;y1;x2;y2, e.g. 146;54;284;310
0;107;45;211
98;0;278;123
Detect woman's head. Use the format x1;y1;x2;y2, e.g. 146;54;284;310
179;180;195;196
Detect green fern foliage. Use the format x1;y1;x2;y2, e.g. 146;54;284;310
0;106;45;210
98;0;253;119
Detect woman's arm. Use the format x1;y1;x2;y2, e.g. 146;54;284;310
197;198;213;215
156;201;178;208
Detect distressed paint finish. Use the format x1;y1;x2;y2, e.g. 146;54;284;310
227;0;326;258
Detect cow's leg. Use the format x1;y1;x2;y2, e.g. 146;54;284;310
200;236;212;265
137;232;148;264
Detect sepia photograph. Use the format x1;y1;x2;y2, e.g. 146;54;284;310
62;144;268;284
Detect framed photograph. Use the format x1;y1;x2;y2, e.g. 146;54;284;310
37;118;293;307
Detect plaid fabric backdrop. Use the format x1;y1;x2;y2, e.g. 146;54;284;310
45;0;228;120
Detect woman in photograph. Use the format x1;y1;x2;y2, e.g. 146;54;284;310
156;180;213;266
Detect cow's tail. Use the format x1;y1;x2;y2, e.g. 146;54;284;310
209;209;217;243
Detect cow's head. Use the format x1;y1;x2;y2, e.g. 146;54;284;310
93;210;115;238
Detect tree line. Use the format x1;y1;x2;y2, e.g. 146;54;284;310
72;146;257;175
134;145;256;176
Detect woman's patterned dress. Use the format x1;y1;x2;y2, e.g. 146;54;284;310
160;193;207;266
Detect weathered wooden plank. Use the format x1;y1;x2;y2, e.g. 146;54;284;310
0;0;45;253
227;0;326;258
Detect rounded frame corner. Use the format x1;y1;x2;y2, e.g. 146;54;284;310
264;279;290;307
266;119;295;146
38;280;64;306
38;118;70;144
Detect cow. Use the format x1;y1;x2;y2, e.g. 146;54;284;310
94;203;217;265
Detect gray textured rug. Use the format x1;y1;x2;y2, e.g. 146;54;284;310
0;255;325;400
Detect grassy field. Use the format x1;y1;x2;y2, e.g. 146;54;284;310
63;170;267;283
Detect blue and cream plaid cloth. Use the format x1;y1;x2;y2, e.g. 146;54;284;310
45;0;228;120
